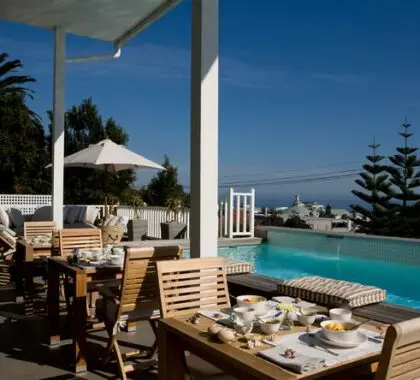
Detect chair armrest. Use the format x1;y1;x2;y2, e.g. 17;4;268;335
97;285;120;304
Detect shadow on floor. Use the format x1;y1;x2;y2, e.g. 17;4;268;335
0;296;231;380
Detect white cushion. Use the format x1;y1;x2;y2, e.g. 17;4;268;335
6;208;25;228
67;206;81;224
0;207;10;228
32;206;52;221
0;225;16;236
82;206;100;225
103;215;118;226
116;216;129;227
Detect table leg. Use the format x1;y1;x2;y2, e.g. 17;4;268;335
158;323;185;380
73;272;88;373
14;244;25;300
23;258;35;315
48;259;61;346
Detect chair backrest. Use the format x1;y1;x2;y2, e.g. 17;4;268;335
375;317;420;380
24;221;56;240
58;228;102;256
156;257;231;319
117;246;183;316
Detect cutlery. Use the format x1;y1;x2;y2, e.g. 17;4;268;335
350;319;372;330
368;337;382;344
306;333;339;356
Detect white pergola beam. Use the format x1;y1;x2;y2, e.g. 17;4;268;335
190;0;219;258
52;26;65;228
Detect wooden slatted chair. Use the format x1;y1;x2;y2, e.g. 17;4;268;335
58;228;102;256
24;221;56;240
98;245;182;380
156;257;230;319
374;317;420;380
59;228;103;315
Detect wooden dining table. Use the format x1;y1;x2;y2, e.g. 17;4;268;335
158;312;384;380
47;257;123;373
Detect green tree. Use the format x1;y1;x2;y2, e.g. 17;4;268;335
0;94;50;194
386;119;420;237
350;139;391;235
0;52;35;98
47;98;136;204
142;155;186;206
283;215;311;229
319;204;334;218
0;53;49;194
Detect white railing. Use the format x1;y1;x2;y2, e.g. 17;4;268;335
227;188;255;238
0;190;256;239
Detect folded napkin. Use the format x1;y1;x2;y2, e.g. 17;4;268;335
199;310;231;322
258;345;325;374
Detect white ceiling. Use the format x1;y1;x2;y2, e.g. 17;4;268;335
0;0;178;42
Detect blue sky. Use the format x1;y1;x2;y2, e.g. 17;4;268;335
1;0;420;207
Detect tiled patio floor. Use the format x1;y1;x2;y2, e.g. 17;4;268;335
0;298;233;380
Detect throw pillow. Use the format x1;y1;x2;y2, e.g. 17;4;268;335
117;216;129;227
67;206;80;224
0;207;10;228
63;206;71;224
83;206;100;225
104;215;118;226
32;206;52;221
6;208;25;228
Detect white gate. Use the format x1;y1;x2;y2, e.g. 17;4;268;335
221;188;255;238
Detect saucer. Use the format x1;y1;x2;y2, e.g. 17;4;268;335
315;330;368;348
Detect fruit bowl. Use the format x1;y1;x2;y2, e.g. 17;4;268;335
320;320;359;343
236;295;267;315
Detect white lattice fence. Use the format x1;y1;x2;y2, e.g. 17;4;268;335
0;194;52;215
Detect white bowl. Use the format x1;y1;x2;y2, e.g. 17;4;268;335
320;320;359;343
297;310;316;326
329;308;352;321
261;319;281;334
109;254;124;265
236;295;267;315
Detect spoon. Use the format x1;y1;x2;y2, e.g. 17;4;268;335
350;319;372;330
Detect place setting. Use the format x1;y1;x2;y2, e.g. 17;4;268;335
196;295;386;375
258;307;385;373
67;246;126;268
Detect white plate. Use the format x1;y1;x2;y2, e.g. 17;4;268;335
272;296;316;309
315;330;368;348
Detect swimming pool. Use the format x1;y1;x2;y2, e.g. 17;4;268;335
215;229;420;309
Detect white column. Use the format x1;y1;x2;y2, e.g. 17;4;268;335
190;0;219;258
52;27;66;228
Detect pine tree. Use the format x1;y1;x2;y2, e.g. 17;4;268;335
350;138;391;235
386;119;420;237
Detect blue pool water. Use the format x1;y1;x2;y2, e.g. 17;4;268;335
214;243;420;309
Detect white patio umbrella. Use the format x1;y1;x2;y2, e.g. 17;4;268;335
47;139;164;212
56;139;165;172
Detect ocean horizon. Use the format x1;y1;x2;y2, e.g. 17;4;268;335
254;196;357;210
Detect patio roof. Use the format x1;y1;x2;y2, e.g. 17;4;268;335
0;0;179;44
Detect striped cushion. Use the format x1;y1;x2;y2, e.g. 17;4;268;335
278;276;386;308
224;258;254;275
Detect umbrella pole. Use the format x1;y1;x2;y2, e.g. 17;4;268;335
103;165;109;217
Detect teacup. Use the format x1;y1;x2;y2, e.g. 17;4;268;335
231;307;256;325
109;254;124;266
112;247;125;256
